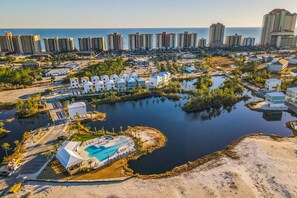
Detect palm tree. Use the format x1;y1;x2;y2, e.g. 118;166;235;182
2;142;11;157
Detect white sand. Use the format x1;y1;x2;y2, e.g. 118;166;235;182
13;136;297;198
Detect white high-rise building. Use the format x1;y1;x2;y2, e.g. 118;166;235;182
128;33;153;50
177;32;197;49
209;23;225;48
242;37;256;47
260;9;297;48
156;32;176;49
107;33;124;50
44;37;59;52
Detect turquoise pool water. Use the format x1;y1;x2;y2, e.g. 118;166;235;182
85;144;121;161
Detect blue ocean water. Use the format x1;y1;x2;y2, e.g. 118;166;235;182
0;28;262;49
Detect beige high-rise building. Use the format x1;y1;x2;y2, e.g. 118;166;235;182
44;37;59;52
209;23;225;48
242;37;256;47
20;35;41;54
78;37;105;51
107;33;124;50
128;33;153;50
12;35;23;54
156;32;176;49
58;38;74;52
0;32;14;52
198;38;207;48
260;9;297;48
225;34;243;48
177;32;197;49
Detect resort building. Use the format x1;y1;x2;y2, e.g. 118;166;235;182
285;87;297;112
110;74;119;81
136;77;146;88
155;32;176;49
149;75;162;87
265;78;282;91
128;33;153;50
127;78;137;91
91;76;100;84
225;34;243;48
106;80;116;91
242;37;256;47
119;73;129;80
209;23;225;48
95;81;104;92
100;75;110;84
78;37;105;51
70;78;79;88
22;60;40;69
107;33;124;50
81;77;89;85
198;38;207;48
56;141;83;175
83;81;93;93
68;102;87;118
116;78;127;92
177;32;198;49
262;54;275;63
129;73;138;79
260;9;297;48
267;59;289;73
20;35;42;54
45;68;68;77
265;92;287;108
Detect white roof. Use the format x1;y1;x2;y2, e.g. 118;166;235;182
107;80;115;85
136;77;145;82
266;78;281;83
266;92;285;97
110;74;118;77
56;141;83;168
116;78;126;84
95;81;104;85
100;75;109;78
68;102;86;109
287;87;297;92
127;78;136;83
91;75;99;79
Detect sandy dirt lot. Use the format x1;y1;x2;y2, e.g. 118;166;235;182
10;135;297;198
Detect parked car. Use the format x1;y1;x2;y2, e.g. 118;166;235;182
0;170;12;177
13;163;22;171
57;136;67;141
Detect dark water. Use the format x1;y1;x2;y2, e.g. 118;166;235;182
181;76;226;90
0;108;50;162
85;93;295;175
0;28;262;49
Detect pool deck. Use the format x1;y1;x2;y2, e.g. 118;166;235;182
77;136;135;170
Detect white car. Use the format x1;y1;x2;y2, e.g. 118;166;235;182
13;164;22;172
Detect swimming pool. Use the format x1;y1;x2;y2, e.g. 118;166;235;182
85;144;121;162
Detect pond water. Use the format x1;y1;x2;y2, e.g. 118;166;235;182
181;76;226;91
85;93;296;175
0;108;50;162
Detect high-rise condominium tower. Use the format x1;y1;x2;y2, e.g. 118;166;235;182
107;33;124;50
225;34;243;48
209;23;225;48
78;37;105;51
260;9;297;48
0;32;14;52
128;33;153;50
155;32;176;49
177;32;198;49
44;37;74;52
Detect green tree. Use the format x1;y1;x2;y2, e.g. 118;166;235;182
2;142;11;157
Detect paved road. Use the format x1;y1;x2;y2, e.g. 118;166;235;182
0;123;68;196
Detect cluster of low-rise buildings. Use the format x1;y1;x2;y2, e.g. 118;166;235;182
70;72;171;93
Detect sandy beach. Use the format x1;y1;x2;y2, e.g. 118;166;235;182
12;135;297;198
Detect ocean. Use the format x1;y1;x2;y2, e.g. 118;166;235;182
0;28;263;49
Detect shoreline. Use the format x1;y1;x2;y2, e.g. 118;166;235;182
14;133;297;197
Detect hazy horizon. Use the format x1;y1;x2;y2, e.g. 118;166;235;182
1;0;297;28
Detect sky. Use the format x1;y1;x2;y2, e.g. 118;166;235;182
1;0;297;28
